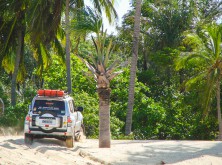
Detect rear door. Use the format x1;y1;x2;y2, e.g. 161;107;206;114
32;100;65;131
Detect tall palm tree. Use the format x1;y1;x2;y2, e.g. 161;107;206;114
125;0;142;135
65;0;72;94
176;22;222;139
72;8;111;148
0;0;28;106
78;26;125;147
71;8;119;147
27;0;64;78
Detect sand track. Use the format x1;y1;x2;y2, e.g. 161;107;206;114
0;136;100;165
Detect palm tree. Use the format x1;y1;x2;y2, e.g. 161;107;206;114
71;7;126;148
65;0;72;94
0;0;28;106
176;22;222;139
79;28;125;147
27;0;64;79
71;8;116;147
125;0;142;135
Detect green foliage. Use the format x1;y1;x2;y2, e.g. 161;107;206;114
74;92;99;138
0;73;10;107
22;86;37;105
1;0;222;141
0;103;28;129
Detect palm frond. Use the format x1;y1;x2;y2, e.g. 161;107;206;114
3;17;17;54
78;56;98;76
107;70;123;81
88;53;98;69
184;72;206;91
176;52;210;70
104;39;113;68
91;36;99;55
82;71;97;82
53;37;65;63
106;59;120;73
39;43;51;69
71;6;102;35
91;0;118;23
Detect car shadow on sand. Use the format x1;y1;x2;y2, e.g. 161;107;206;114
0;137;84;154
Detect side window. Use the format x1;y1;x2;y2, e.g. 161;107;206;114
69;101;74;113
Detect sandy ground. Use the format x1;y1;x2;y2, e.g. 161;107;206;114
0;133;222;165
79;139;222;165
0;135;101;165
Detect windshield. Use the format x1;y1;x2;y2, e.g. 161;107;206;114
33;100;65;115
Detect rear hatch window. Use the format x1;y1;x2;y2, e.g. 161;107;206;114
33;100;65;115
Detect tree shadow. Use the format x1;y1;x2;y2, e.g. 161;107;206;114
0;138;24;149
115;140;222;165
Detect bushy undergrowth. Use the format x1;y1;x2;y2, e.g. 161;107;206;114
0;55;219;140
0;103;28;130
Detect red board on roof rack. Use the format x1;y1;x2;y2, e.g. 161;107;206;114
37;89;65;97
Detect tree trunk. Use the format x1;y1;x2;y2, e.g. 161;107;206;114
11;29;23;106
125;0;142;135
65;0;72;94
216;79;222;140
98;88;111;148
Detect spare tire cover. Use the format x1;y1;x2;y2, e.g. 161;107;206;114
39;111;57;133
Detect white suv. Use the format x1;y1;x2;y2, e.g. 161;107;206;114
24;90;84;148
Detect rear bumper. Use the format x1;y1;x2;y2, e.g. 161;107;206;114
24;124;74;137
24;131;73;138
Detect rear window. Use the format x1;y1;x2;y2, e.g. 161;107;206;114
33;100;65;115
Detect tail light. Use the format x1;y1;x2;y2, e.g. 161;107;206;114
67;117;72;127
67;117;72;123
26;115;31;122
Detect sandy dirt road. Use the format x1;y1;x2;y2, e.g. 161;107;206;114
0;136;100;165
1;134;222;165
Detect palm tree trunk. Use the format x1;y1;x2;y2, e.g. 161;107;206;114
125;0;142;135
216;79;222;140
11;29;22;106
65;0;72;94
98;88;111;148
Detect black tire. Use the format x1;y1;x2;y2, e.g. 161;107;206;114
66;136;74;148
24;134;33;145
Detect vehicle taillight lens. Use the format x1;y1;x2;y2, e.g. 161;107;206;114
26;115;31;121
67;117;72;123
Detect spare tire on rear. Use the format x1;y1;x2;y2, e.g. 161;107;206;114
38;111;58;133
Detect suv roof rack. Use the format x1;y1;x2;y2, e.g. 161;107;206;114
37;89;68;97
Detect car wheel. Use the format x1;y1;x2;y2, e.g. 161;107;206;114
75;124;85;142
24;133;33;145
66;136;74;148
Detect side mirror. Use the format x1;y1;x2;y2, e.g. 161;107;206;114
77;106;83;112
